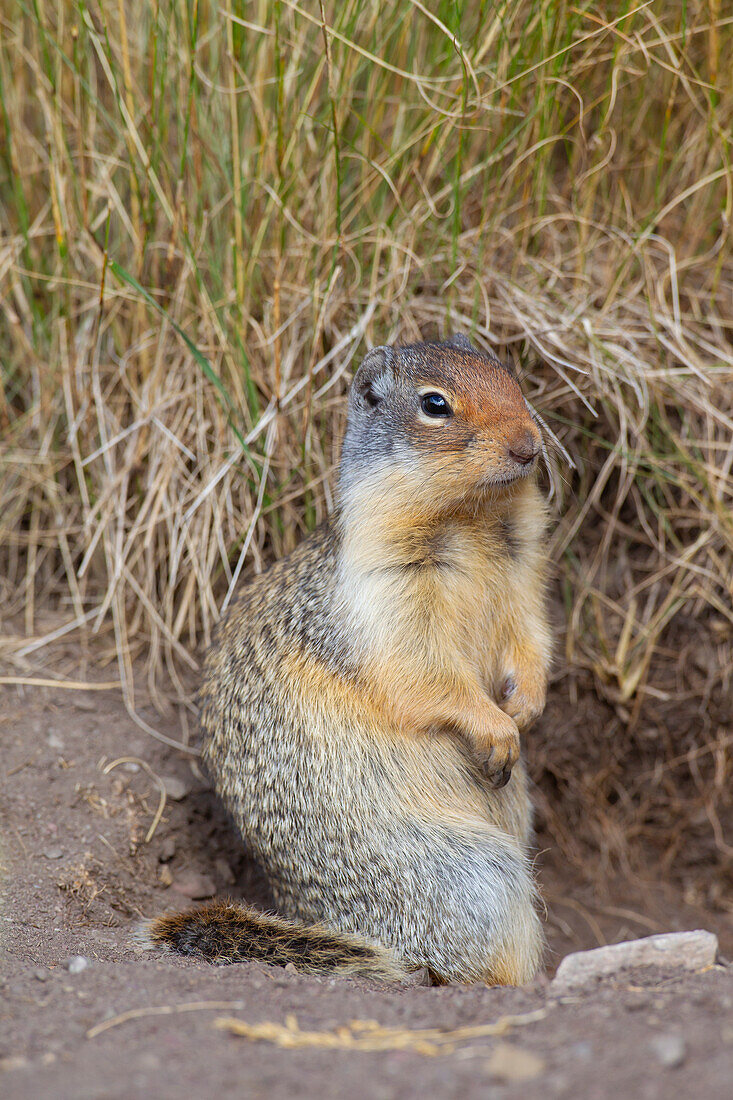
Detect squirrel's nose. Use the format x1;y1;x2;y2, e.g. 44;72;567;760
507;430;540;466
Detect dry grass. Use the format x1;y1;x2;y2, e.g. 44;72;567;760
1;2;731;882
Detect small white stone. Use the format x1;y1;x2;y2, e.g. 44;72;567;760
650;1034;686;1069
161;775;191;801
66;956;89;974
550;930;718;994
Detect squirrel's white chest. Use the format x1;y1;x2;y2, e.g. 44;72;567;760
432;543;514;660
339;533;514;672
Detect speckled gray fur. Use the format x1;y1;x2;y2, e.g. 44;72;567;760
198;338;545;982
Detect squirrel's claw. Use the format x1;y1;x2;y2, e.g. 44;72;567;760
492;764;513;789
470;712;520;788
475;749;515;788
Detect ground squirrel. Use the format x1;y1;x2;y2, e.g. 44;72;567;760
145;336;551;984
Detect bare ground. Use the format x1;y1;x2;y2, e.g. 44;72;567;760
1;663;732;1099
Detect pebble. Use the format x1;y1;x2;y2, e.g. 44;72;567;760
485;1043;546;1081
566;1040;592;1062
284;962;298;975
550;930;719;994
650;1033;686;1069
158;836;177;862
138;1052;161;1070
161;775;191;801
0;1056;29;1072
42;847;64;860
214;857;235;885
66;956;89;974
33;968;51;983
73;696;96;712
171;873;215;899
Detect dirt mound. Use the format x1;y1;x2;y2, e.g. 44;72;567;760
2;673;732;1098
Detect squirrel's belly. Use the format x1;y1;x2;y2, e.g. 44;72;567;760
202;710;540;982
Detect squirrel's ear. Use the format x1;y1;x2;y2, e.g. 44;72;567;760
445;334;475;352
351;346;396;409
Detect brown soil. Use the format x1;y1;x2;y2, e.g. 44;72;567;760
2;664;732;1099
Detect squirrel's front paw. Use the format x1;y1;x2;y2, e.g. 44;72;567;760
499;674;546;732
470;714;520;789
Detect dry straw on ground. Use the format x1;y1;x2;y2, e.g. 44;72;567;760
1;3;731;885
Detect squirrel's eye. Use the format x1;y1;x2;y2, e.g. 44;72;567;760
420;392;452;418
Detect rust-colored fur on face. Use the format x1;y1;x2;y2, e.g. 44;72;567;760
144;337;551;986
405;344;540;462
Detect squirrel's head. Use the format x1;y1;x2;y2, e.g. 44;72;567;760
339;336;542;515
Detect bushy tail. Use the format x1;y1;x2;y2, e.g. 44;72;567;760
139;900;410;982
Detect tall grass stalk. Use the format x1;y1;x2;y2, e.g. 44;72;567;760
1;0;731;873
